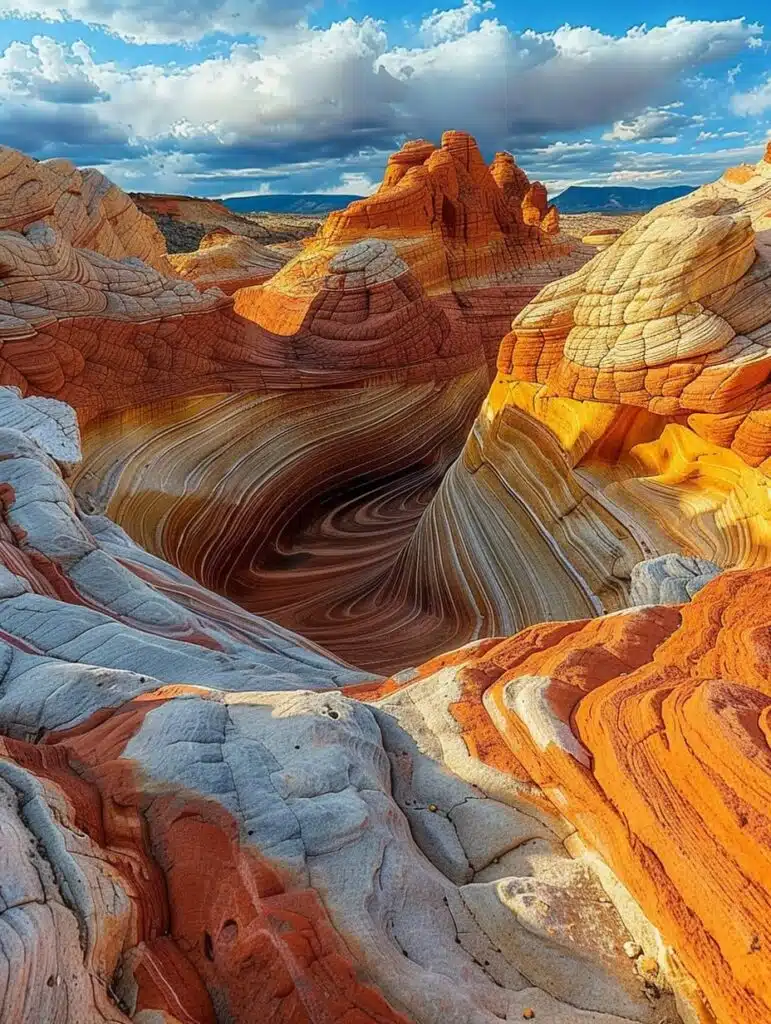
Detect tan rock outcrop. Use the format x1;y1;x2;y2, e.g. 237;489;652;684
0;146;169;271
168;226;290;293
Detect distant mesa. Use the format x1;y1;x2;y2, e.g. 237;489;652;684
223;193;367;214
553;183;697;214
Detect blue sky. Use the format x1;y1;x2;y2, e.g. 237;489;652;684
0;0;769;197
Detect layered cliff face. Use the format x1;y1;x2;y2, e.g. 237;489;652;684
366;561;771;1024
0;143;501;419
399;142;771;651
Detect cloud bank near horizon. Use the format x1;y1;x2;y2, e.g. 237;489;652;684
0;1;768;195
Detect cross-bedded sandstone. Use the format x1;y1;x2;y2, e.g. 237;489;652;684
0;387;675;1024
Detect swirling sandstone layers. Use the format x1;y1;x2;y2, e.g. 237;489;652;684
392;142;771;654
366;564;771;1022
0;133;586;673
3;138;771;1024
9;135;771;679
0;146;170;271
74;368;489;673
66;236;500;673
1;140;512;672
68;141;771;674
0;387;672;1024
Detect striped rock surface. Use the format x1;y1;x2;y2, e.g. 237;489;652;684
0;386;678;1024
0;146;169;272
0;134;591;674
382;564;771;1024
168;227;291;293
391;141;771;656
236;131;588;362
502;141;771;463
47;139;771;679
0;144;518;421
5;137;771;1024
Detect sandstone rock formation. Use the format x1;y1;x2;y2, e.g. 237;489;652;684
628;553;721;605
239;131;586;366
0;131;771;1024
390;141;771;659
581;226;622;248
521;181;560;234
0;146;170;272
0;385;684;1024
168;227;290;293
367;564;771;1023
0;381;768;1024
0;134;594;674
0;144;503;422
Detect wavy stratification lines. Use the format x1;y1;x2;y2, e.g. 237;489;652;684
501;144;771;466
75;369;490;674
401;378;771;641
0;386;671;1024
0;145;170;269
389;397;638;650
168;228;290;293
75;371;771;678
240;130;589;339
473;568;771;1023
579;420;771;570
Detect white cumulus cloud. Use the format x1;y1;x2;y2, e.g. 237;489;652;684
0;0;311;44
603;105;695;142
733;75;771;116
0;14;764;192
419;0;495;45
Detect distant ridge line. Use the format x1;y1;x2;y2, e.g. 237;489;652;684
552;184;697;214
223;194;366;214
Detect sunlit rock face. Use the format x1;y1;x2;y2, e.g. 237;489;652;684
236;131;586;362
398;143;771;652
5;136;771;1024
368;562;771;1024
